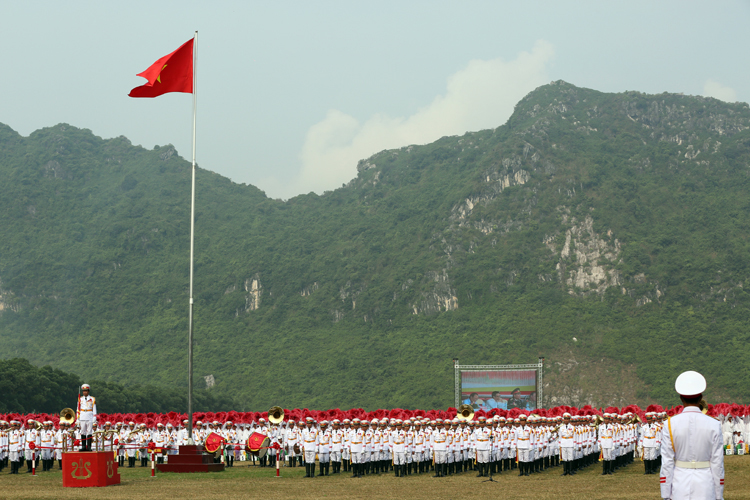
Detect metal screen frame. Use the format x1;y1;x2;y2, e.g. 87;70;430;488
454;358;544;409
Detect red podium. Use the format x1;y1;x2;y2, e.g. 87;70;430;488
156;445;224;473
62;452;120;487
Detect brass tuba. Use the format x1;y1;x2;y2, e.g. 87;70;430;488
456;404;474;421
60;408;76;426
268;406;284;424
699;399;708;414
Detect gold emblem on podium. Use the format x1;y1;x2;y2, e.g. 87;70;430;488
71;460;92;480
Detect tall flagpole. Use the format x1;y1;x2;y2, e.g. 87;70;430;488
187;30;198;445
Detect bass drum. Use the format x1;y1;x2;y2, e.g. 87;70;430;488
247;432;271;459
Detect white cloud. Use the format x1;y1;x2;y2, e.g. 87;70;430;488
703;79;737;103
290;40;555;197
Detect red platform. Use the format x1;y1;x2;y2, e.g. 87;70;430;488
156;445;225;473
62;451;120;487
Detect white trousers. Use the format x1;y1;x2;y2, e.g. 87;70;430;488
79;420;93;435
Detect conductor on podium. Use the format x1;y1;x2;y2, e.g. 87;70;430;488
659;371;724;500
77;384;97;452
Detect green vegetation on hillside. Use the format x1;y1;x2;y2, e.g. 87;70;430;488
1;82;749;412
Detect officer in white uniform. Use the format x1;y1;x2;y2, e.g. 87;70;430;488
24;419;39;473
285;420;300;468
301;418;319;477
330;419;343;474
660;371;724;500
76;384;97;452
347;419;365;478
473;417;491;477
40;421;55;471
8;421;23;474
642;413;659;475
318;421;331;476
559;413;576;476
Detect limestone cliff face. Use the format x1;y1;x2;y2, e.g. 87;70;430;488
244;274;262;312
550;212;621;296
411;269;458;315
0;280;19;314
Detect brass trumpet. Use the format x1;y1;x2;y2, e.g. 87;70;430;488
269;406;284;424
125;429;141;442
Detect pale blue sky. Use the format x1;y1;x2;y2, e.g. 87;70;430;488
1;1;747;199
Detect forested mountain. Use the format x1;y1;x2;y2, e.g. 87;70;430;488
1;81;749;412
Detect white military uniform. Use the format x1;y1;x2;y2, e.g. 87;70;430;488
24;426;38;461
76;394;97;437
660;371;724;500
660;407;724;500
9;427;22;462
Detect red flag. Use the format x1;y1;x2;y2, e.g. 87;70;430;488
129;38;194;98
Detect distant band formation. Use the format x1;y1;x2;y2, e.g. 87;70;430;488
0;385;747;480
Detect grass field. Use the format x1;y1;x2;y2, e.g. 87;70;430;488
3;457;749;500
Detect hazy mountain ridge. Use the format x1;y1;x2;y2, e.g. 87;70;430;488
1;81;749;411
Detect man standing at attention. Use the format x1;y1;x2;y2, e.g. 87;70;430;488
76;384;96;452
660;371;724;500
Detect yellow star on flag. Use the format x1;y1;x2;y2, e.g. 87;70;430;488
156;64;167;84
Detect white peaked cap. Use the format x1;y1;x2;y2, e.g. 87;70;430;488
675;370;706;397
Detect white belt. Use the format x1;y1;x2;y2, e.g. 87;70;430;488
675;460;710;469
